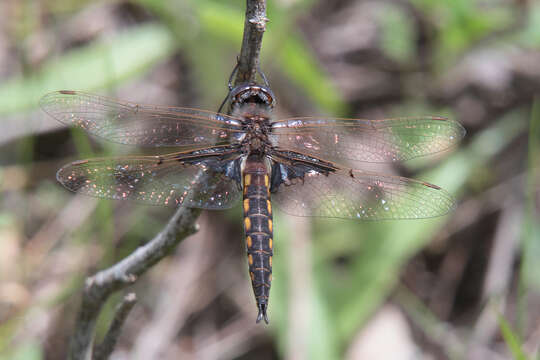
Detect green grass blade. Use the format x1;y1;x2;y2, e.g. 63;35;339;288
498;315;528;360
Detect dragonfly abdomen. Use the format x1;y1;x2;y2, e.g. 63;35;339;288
242;156;273;324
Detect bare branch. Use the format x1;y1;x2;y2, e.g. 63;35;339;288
67;1;268;359
67;206;201;360
234;0;268;85
93;293;137;360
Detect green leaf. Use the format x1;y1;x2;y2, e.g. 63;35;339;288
271;215;341;360
517;97;540;334
410;0;513;67
275;34;346;115
377;4;416;63
522;98;540;290
0;342;42;360
0;23;176;115
518;3;540;47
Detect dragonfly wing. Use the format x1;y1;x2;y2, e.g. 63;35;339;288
270;166;455;220
40;91;245;148
270;117;465;164
56;155;242;209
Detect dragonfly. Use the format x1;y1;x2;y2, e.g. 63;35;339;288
40;78;465;324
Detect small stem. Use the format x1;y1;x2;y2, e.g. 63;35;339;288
93;293;137;360
234;0;268;86
68;206;200;360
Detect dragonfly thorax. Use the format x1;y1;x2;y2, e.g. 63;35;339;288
229;84;275;155
232;95;273;154
239;111;272;153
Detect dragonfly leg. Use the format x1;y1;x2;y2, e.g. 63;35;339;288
217;60;241;113
217;93;230;114
228;58;240;90
257;65;269;88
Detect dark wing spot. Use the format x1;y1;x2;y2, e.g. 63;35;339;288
422;181;442;190
71;160;89;166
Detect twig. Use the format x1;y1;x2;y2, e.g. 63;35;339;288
129;216;212;358
234;0;268;85
67;1;268;359
93;293;137;360
67;206;200;360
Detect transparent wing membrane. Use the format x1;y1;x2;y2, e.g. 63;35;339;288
271;116;465;164
43;91;462;220
56;156;241;209
40;91;244;148
272;169;455;220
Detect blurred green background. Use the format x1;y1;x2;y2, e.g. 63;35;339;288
0;0;539;359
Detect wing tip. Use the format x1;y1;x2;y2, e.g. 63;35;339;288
442;118;467;142
382;176;458;218
39;90;71;114
456;121;467;140
40;89;80;107
56;161;88;192
422;181;458;217
38;92;54;112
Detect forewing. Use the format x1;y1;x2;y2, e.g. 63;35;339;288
271;169;455;220
270;117;465;164
56;156;241;209
40;91;245;147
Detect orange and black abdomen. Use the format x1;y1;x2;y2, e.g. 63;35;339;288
242;156;273;324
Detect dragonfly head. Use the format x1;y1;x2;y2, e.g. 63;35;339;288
229;84;275;112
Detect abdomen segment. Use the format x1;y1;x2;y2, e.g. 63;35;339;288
242;156;273;324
